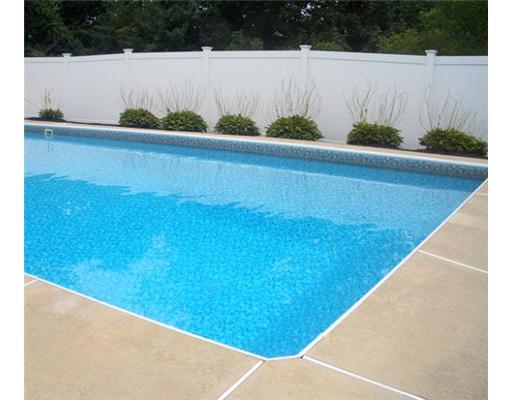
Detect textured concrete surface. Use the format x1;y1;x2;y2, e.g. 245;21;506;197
307;252;487;400
25;281;257;400
422;194;488;270
228;359;409;400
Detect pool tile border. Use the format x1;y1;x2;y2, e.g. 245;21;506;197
24;122;488;180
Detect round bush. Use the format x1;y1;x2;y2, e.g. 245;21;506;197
346;122;403;148
419;128;487;157
266;115;322;141
119;108;159;129
38;108;64;121
160;110;207;132
214;114;260;136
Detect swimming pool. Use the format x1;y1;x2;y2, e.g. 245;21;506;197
24;125;486;359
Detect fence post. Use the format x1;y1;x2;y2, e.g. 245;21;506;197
424;49;437;92
62;53;72;119
123;48;133;87
201;46;213;131
299;45;312;88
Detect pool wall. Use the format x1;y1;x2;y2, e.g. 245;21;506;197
24;122;488;180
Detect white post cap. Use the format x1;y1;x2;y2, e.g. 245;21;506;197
62;53;72;57
299;45;312;51
425;49;438;55
123;48;134;53
201;46;213;52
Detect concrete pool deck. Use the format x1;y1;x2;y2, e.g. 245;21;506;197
24;125;488;399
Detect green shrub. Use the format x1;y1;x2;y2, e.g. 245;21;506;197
314;41;347;51
38;108;64;121
346;122;403;148
419;128;487;157
160;110;207;132
266;115;322;141
119;108;159;129
214;114;260;136
226;31;264;50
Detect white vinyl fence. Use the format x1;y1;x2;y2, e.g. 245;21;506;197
24;46;487;149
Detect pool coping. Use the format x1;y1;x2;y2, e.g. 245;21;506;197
24;121;488;180
24;120;488;362
23;120;488;162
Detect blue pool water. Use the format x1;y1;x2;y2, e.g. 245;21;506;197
24;132;483;358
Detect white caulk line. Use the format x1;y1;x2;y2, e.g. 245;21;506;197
24;279;38;287
303;356;426;400
22;272;267;361
215;361;264;400
418;250;488;274
297;178;488;357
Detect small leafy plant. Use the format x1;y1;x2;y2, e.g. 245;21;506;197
344;84;407;148
38;87;64;121
214;114;260;136
347;122;403;148
266;79;322;141
419;128;487;157
157;81;207;132
270;79;322;121
160;110;208;132
266;115;322;141
119;108;160;129
38;108;64;121
118;87;159;128
419;90;487;157
213;89;260;136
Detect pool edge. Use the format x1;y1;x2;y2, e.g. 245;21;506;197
24;121;488;180
24;178;488;361
23;121;488;361
294;177;489;358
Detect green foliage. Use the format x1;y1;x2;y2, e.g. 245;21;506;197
214;114;260;136
347;123;403;148
377;29;423;55
313;41;347;52
25;1;486;56
160;110;207;132
24;0;105;56
119;108;159;129
38;108;64;121
226;31;263;50
377;1;487;55
266;115;322;141
419;128;487;157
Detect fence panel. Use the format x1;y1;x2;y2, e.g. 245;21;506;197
24;48;488;149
